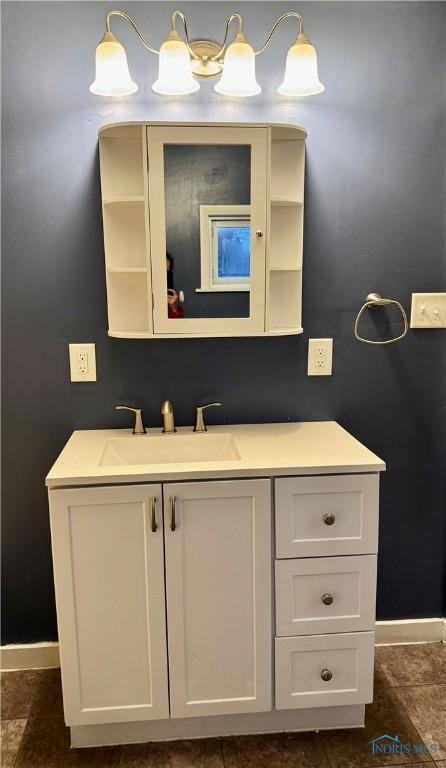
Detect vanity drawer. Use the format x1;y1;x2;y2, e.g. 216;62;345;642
275;474;379;558
275;631;374;710
275;555;377;636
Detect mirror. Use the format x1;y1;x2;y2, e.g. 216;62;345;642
163;144;251;319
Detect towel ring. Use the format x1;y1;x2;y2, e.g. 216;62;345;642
354;292;408;345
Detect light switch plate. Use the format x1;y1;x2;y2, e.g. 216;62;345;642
308;338;333;376
410;293;446;328
69;343;97;382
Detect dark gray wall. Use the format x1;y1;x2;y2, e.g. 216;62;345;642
2;1;445;644
165;144;250;318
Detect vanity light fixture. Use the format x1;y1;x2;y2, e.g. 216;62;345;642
153;26;199;96
89;30;138;97
89;10;324;98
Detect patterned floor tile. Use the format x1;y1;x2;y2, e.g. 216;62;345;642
30;668;64;720
1;719;27;768
15;716;121;768
222;731;329;768
1;671;42;720
395;685;446;760
119;737;223;767
376;644;446;687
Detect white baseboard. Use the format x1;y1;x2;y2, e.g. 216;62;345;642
1;642;60;671
2;620;445;671
375;618;446;645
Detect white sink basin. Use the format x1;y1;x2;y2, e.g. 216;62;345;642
99;432;241;466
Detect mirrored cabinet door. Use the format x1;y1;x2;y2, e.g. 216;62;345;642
147;126;268;335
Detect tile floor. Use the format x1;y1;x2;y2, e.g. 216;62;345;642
1;643;445;768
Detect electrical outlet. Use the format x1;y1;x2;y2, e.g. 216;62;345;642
69;343;97;382
308;338;333;376
410;293;446;328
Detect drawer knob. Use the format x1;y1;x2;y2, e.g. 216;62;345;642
321;668;333;682
323;513;336;526
321;593;334;606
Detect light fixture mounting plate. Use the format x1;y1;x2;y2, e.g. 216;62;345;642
189;40;223;79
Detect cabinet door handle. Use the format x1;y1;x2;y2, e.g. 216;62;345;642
321;593;334;605
323;513;336;526
169;496;176;531
150;497;157;532
255;229;264;239
320;668;333;682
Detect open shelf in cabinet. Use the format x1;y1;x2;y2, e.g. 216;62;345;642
106;272;150;334
99;128;145;199
269;205;303;271
268;270;302;332
270;128;305;203
103;201;147;270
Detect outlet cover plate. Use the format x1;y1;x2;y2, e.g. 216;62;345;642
69;343;97;382
410;293;446;328
308;338;333;376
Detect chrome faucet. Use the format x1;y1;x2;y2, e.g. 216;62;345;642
161;400;176;434
194;402;222;432
115;405;146;435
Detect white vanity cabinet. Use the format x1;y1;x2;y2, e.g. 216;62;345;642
49;478;272;727
98;122;306;339
46;421;385;747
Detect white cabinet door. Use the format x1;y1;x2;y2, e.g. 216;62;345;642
49;485;169;726
148;126;268;335
163;479;272;718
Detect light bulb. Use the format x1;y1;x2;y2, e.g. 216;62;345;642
214;32;261;98
152;30;199;96
278;33;325;97
89;32;137;97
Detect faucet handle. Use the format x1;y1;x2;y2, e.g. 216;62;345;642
115;405;146;435
194;402;222;433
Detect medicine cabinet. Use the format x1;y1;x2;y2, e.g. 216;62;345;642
98;122;306;338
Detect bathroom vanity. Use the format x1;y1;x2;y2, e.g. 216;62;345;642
46;421;385;747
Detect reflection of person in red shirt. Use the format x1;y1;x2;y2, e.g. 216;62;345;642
166;252;184;318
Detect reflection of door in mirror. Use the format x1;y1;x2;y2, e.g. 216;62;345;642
163;145;251;319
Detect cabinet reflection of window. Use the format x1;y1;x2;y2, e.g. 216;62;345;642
199;206;251;293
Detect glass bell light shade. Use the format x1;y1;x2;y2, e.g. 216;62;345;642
278;33;325;97
214;33;261;97
89;32;138;97
152;30;199;95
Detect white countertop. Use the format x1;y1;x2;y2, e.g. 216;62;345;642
46;422;385;488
